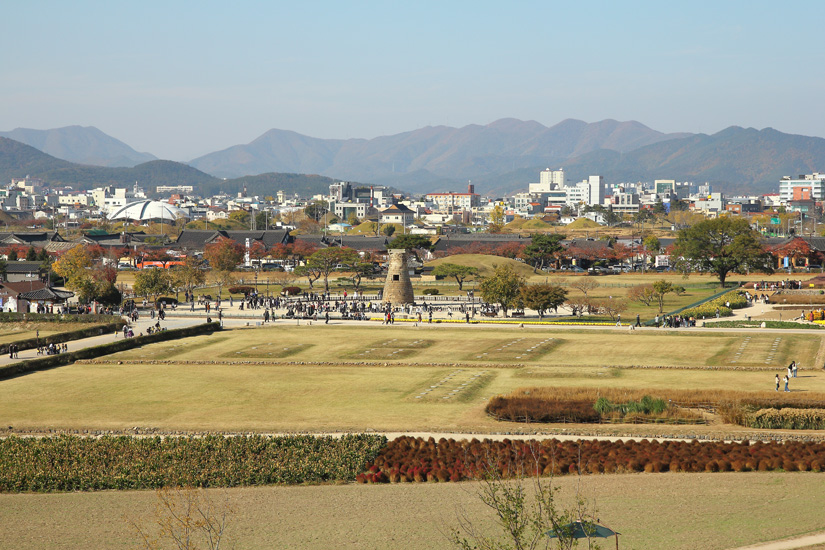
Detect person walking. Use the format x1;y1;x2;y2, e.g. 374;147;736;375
784;375;790;392
792;361;798;378
776;374;780;392
635;314;641;328
616;314;621;327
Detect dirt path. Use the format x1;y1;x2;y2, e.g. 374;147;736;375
729;532;825;549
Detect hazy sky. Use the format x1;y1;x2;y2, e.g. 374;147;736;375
3;1;824;161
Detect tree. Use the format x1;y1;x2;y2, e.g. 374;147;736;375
479;264;524;317
520;233;566;273
203;237;244;296
605;204;621;226
350;261;378;290
672;216;773;287
134;268;174;303
591;296;627;321
292;264;319;288
642;235;661;271
25;246;37;261
651;280;675;314
488;204;505;233
519;284;567;318
627;284;657;307
450;443;600;550
388;234;433;252
305;247;359;291
173;257;207;295
432;263;479;291
653;196;666;215
128;486;232;550
304;200;328;222
53;246;96;300
570;278;600;301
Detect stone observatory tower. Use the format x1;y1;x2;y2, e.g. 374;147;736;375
382;249;415;305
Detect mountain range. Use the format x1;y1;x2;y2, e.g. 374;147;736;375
0;126;157;167
0;138;338;199
3;120;825;196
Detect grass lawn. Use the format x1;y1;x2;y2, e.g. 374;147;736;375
1;324;823;433
1;472;824;550
0;322;111;345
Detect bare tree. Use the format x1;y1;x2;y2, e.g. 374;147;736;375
450;444;602;550
128;486;233;550
569;278;600;301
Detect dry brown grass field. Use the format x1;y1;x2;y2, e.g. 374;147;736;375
1;472;824;550
1;324;823;433
4;321;825;549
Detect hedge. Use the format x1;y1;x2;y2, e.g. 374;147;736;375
357;436;825;482
0;321;126;356
0;434;387;492
0;312;120;324
0;322;222;381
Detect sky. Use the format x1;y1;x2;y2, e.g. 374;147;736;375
3;1;825;161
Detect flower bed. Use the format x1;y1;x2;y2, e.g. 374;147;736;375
680;289;747;319
357;436;825;482
0;434;387;492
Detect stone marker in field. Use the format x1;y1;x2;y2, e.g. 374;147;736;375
382;249;414;305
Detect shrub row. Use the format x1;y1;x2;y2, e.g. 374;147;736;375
486;396;600;423
487;393;702;425
228;286;255;296
0;322;222;381
0;434;387;492
748;408;825;430
0;321;126;356
487;387;825;428
0;312;120;324
357;436;825;483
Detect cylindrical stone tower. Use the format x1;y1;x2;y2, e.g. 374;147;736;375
382;249;415;305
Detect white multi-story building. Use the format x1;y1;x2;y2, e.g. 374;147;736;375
611;192;640;215
779;173;825;204
564;176;605;208
425;184;480;213
529;168;565;193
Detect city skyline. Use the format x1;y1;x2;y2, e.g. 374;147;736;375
3;1;824;161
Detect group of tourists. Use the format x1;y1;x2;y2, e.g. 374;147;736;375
754;280;803;291
776;361;799;392
36;342;67;355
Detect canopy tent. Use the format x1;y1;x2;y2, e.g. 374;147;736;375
547;521;620;548
107;200;190;221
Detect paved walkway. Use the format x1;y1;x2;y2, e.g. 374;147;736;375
729;531;825;549
0;296;817;370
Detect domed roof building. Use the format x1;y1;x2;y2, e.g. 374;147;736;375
107;200;190;221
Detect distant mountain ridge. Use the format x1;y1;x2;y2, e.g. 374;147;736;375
0;138;338;198
188;118;690;184
0;126;156;167
5;120;825;197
